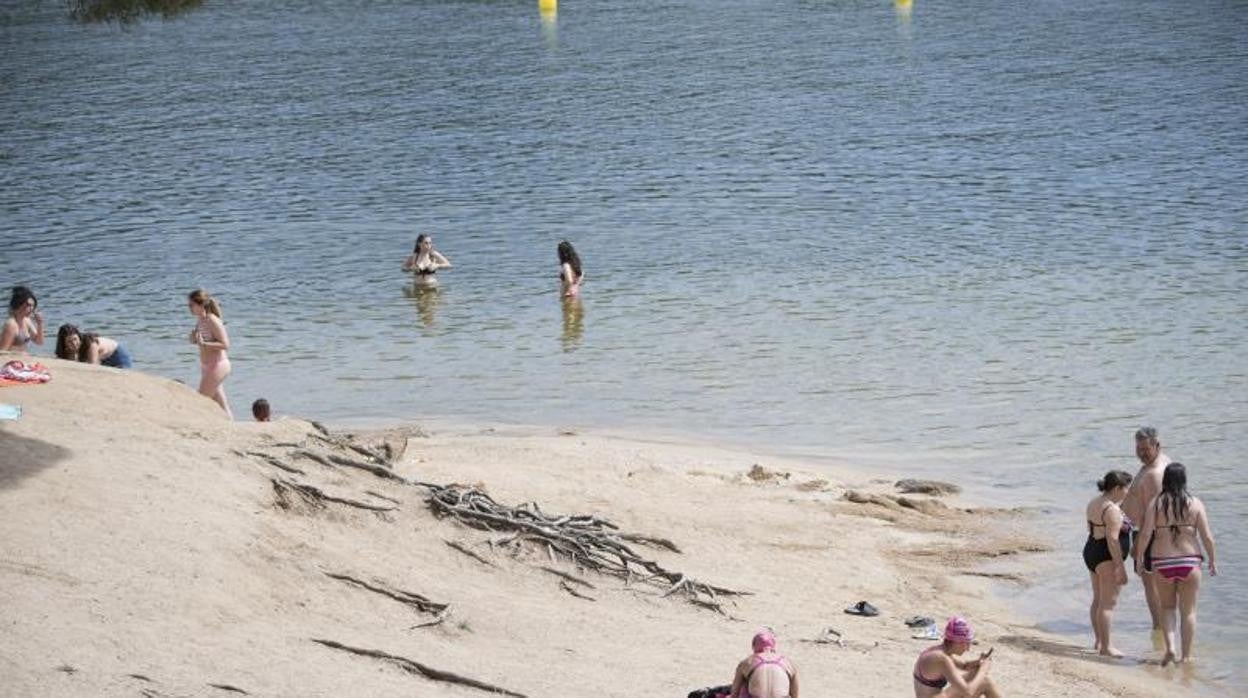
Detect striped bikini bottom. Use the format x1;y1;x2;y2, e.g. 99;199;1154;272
1152;555;1203;581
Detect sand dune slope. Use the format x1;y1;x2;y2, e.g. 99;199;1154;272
0;358;1173;696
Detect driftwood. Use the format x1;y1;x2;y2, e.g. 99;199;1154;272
427;486;748;613
253;431;747;613
312;639;527;697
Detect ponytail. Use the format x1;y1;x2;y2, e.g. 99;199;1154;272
188;289;223;319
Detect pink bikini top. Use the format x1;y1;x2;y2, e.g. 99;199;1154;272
738;655;792;698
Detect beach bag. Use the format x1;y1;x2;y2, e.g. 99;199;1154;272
687;686;732;698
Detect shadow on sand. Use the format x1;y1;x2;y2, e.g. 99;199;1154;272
0;429;72;490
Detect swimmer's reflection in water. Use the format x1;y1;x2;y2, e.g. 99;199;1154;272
561;295;584;351
403;282;443;329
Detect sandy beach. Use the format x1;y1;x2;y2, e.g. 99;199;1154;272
0;357;1194;696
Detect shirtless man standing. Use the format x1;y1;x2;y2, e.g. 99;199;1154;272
1120;426;1172;636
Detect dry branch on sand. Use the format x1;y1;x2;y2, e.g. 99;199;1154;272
324;571;450;625
255;431;747;614
427;486;748;613
311;639;527;697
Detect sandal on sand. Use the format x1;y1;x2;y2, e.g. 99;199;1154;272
911;625;941;640
905;616;935;628
844;601;880;617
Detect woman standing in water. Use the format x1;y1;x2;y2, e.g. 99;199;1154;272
1083;470;1133;657
0;286;44;352
557;240;583;297
1136;463;1217;666
402;234;452;287
187;289;232;418
55;324;133;368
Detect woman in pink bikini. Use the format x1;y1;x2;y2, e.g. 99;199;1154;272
912;617;999;697
730;629;798;698
187;289;232;419
1135;463;1217;666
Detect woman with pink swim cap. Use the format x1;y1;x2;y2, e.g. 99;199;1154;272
912;617;999;697
730;629;799;698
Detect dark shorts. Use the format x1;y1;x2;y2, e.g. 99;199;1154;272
101;344;132;369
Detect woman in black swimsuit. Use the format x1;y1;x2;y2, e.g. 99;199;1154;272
402;234;451;287
1083;469;1133;657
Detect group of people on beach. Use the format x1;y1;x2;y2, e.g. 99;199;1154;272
3;236;583;419
1083;427;1217;666
715;616;997;698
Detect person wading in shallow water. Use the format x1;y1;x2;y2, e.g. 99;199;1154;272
1083;470;1133;657
1135;463;1217;666
1121;426;1171;639
730;629;798;698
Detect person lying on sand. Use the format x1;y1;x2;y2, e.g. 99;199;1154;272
730;629;798;698
912;617;999;697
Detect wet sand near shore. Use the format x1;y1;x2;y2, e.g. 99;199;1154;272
0;357;1207;696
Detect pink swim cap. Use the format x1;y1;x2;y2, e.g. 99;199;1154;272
943;617;974;643
752;629;776;653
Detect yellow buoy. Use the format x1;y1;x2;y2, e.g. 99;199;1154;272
539;0;557;14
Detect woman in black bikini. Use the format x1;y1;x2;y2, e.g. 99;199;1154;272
1083;470;1132;657
402;234;452;287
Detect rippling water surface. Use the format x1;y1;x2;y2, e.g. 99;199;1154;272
2;0;1245;691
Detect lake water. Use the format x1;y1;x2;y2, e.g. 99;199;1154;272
2;0;1245;691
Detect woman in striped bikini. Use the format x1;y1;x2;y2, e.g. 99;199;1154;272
1135;463;1217;666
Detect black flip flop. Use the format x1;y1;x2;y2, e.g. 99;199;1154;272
844;600;880;617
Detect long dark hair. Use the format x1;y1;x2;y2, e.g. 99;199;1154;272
1157;462;1191;540
414;234;429;254
55;324;80;360
557;240;582;277
9;286;36;314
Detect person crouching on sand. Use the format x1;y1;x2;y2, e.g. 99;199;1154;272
1135;463;1217;666
55;324;133;368
252;398;270;422
730;629;798;698
1084;469;1133;657
912;617;999;697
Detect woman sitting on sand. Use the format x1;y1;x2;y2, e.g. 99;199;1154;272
1083;469;1132;657
187;289;232;419
912;617;998;697
557;240;584;297
55;324;133;368
730;629;798;698
1135;463;1217;666
0;286;44;353
402;234;451;286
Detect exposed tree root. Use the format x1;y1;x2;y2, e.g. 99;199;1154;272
207;684;249;694
311;638;527;697
559;580;597;601
427;486;747;613
271;478;395;513
539;565;596;589
236;450;305;475
323;571;449;620
620;533;682;553
446;540;495;567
